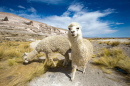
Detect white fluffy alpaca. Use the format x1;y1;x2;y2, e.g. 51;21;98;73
68;22;93;81
23;36;71;66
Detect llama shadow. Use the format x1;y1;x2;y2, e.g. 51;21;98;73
48;60;72;80
23;59;72;80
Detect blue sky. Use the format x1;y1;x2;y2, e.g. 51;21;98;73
0;0;130;37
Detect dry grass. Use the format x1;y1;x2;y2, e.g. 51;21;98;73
117;57;130;74
103;41;120;46
0;61;46;86
0;41;32;60
123;42;130;45
0;40;64;86
110;41;120;46
104;41;110;45
92;54;96;58
8;59;16;66
0;58;63;86
101;67;112;74
93;48;130;73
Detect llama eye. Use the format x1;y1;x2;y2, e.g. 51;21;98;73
76;27;79;30
68;28;71;30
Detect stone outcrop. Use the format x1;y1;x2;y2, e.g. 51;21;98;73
3;16;8;21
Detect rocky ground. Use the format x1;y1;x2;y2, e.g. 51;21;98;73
28;64;127;86
27;39;130;86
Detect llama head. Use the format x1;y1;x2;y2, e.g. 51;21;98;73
23;52;29;63
68;22;82;37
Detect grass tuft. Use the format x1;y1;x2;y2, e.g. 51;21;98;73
92;54;96;58
103;41;120;46
101;67;112;74
93;48;130;73
110;41;120;46
0;41;32;60
8;59;16;66
123;42;130;45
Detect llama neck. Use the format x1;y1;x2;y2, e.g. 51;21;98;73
70;34;84;47
27;49;38;61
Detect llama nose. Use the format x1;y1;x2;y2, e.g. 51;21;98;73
71;31;75;33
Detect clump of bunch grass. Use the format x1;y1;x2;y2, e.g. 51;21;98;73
123;42;130;45
110;41;120;46
101;67;112;74
99;42;102;44
103;41;120;46
27;62;47;82
117;57;130;74
104;41;110;45
93;48;130;73
92;54;96;58
8;59;16;66
0;41;32;60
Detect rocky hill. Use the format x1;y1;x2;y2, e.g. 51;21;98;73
0;12;68;41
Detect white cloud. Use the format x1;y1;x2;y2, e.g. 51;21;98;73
9;8;14;11
104;8;115;14
68;4;83;12
0;4;117;37
40;4;117;37
116;23;124;25
28;7;36;13
18;5;25;9
28;0;68;5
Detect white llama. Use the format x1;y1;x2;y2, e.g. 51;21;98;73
68;22;93;81
23;36;71;66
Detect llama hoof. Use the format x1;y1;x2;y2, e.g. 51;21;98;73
70;78;74;81
82;71;86;74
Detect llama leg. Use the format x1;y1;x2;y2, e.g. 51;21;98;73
71;65;77;81
63;52;69;66
50;58;56;67
82;65;86;74
46;53;56;67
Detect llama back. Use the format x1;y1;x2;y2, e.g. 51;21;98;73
36;36;71;55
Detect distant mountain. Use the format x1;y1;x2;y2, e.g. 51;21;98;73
0;12;68;41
